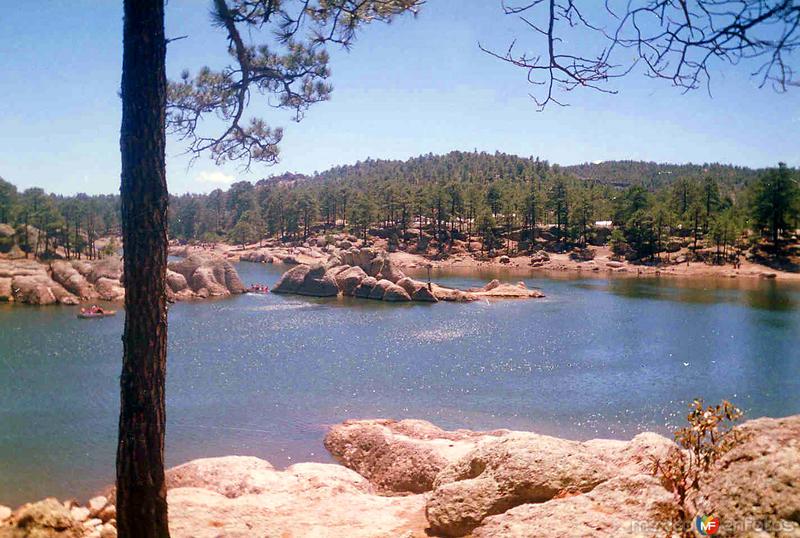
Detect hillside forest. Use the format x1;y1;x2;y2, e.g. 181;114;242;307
1;152;798;269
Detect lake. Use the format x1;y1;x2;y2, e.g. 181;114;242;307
1;262;799;506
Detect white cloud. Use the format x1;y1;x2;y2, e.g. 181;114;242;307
195;170;234;185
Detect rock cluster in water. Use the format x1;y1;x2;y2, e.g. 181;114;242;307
166;253;246;300
272;247;544;303
2;415;797;537
0;253;245;306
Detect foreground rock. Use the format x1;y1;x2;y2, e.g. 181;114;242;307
167;457;428;538
4;415;797;537
471;474;673;538
694;415;800;537
272;247;544;303
325;419;510;494
0;496;115;538
324;416;798;538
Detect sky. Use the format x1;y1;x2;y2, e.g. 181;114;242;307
0;1;798;195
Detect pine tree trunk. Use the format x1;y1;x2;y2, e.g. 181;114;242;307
116;1;170;537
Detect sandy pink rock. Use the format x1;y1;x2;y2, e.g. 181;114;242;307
325;419;509;494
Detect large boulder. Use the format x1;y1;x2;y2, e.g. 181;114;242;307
368;279;394;300
0;278;12;302
426;433;619;536
412;285;438;302
396;276;424;296
165;456;277;498
11;275;59;305
168;253;245;298
272;264;309;294
382;283;412;302
50;261;95;300
353;276;378;298
472;474;673;538
87;257;123;284
239;250;274;264
325;419;509;494
273;264;339;297
377;257;406;283
166;270;189;293
335;266;368;296
93;277;125;301
297;264;340;297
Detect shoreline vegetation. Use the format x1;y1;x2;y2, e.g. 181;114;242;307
1;413;797;537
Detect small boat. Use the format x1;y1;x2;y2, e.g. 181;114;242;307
77;308;117;319
248;284;270;294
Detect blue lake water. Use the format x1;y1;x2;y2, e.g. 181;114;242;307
1;262;799;506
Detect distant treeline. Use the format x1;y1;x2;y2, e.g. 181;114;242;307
0;180;119;259
1;151;798;262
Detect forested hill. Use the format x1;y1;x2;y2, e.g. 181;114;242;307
313;151;550;187
563;160;762;190
285;151;762;190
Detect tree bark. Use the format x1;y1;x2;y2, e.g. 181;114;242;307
116;1;170;537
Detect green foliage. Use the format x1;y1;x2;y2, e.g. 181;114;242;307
652;399;744;538
100;237;119;258
609;228;628;258
749;162;800;245
476;211;500;254
350;195;376;242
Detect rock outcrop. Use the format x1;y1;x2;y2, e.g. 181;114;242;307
167;253;246;299
271;247;544;303
325;416;798;538
2;415;798;538
271;264;339;297
0;252;245;306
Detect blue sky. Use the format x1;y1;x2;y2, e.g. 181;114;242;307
1;0;798;195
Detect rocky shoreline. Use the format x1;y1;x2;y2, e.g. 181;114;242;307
0;253;246;306
2;415;797;537
174;233;800;284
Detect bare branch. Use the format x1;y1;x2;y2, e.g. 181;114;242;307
488;0;800;108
